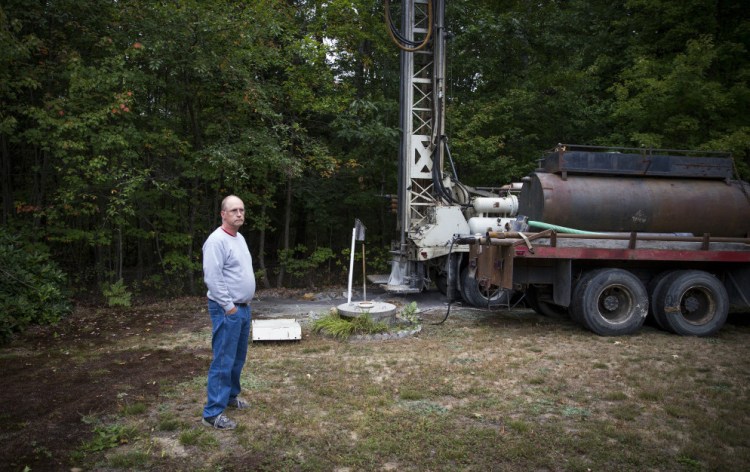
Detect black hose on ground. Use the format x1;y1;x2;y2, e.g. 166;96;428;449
430;235;475;325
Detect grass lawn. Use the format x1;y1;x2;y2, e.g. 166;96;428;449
2;296;749;471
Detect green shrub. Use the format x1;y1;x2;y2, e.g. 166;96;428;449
312;311;389;340
0;228;72;342
278;244;336;285
102;278;132;307
399;302;419;324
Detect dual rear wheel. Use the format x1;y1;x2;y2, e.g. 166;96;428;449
649;270;728;336
571;268;728;336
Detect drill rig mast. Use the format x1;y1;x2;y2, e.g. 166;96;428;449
382;0;516;304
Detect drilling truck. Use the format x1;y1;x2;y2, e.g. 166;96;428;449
375;1;750;336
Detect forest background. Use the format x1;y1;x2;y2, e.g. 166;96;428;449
2;0;749;332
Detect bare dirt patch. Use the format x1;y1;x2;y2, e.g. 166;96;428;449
0;297;209;471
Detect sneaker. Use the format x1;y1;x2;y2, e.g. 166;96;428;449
228;397;249;409
202;413;237;430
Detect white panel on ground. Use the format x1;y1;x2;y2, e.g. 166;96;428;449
252;319;301;341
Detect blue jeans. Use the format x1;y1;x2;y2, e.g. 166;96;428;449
203;299;251;419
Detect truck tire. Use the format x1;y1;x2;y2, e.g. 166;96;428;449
571;268;648;336
647;271;683;331
526;285;569;318
460;267;509;308
656;270;728;336
570;269;606;326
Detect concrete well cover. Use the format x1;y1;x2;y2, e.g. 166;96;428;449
336;301;397;324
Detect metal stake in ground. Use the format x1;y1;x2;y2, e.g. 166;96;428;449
347;219;367;304
340;219;396;324
362;241;366;301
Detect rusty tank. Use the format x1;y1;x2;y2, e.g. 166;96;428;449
517;146;750;237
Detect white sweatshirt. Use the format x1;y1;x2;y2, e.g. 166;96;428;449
202;227;256;312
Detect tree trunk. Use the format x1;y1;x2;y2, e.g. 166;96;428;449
116;226;123;281
136;216;145;283
256;201;272;289
0;134;11;225
276;176;293;287
186;94;204;294
187;179;198;294
32;147;49;233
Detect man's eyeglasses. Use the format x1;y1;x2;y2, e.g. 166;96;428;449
224;208;245;214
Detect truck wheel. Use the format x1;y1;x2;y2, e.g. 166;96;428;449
526;285;569;318
570;269;606;326
647;271;683;331
460;267;510;308
572;268;648;336
656;270;728;336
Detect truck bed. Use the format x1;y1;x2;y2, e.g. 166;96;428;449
470;230;750;296
508;233;750;263
480;230;750;262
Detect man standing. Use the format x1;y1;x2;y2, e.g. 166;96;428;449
201;195;256;430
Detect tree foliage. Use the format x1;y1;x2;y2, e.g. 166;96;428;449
0;0;748;318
